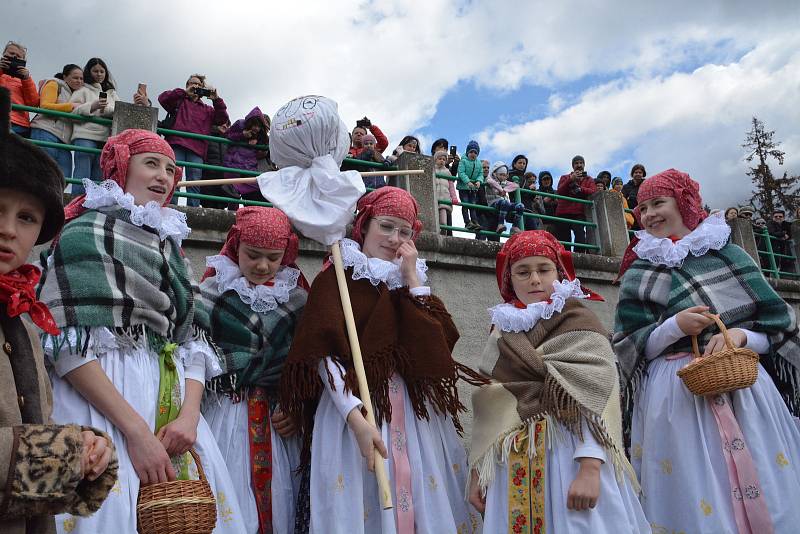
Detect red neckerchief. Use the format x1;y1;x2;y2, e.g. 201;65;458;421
0;264;60;335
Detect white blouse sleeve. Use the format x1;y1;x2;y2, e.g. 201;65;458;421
179;338;223;383
318;358;363;421
572;419;607;463
409;286;431;297
646;316;771;359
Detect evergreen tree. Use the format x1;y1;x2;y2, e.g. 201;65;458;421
744;117;800;218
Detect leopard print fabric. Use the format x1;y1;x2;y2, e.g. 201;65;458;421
3;424;118;518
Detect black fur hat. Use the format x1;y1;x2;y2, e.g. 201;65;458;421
0;87;65;244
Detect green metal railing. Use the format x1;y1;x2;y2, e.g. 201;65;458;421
757;228;798;279
18;103;604;250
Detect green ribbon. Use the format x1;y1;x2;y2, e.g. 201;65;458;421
156;342;192;480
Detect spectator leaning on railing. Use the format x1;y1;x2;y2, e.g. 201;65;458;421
0;40;38;137
158;73;229;207
554;154;596;250
69;57;118;194
520;171;544;230
476;158;498;242
30;63;83;179
768;209;794;273
456;140;483;232
348;116;388;158
431;137;460;177
354;133;389;189
199;120;234;209
433;150;459;235
225;106;271;202
485;161;524;235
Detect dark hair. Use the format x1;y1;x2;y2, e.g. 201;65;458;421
398;135;421;154
511;154;528;170
430;138;448;155
83;57;114;91
54;64;82;80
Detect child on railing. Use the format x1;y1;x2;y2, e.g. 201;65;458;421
456;140;484;232
614;168;800;533
485;161;525;235
434;149;458;235
224;106;272;203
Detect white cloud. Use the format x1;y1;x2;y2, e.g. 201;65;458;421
481;32;800;208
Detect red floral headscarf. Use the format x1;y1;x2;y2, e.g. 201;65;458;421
63;129;183;223
496;230;603;305
617;169;707;281
352;186;423;245
202;207;307;288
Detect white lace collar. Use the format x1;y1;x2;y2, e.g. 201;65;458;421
82;179;191;246
206;254;301;313
633;211;729;268
339;238;428;290
488;279;589;333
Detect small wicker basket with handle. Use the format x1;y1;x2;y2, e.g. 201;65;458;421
137;448;217;534
676;312;759;396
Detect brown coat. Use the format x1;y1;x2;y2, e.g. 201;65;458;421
0;315;117;534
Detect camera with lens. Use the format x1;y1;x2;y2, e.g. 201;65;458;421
2;56;27;78
192;87;213;98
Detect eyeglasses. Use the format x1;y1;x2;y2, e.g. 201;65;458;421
510;267;556;281
740;212;753;218
372;218;415;241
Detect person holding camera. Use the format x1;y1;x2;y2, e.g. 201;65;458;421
348;116;388;158
0;41;38;137
158;74;229;207
69;58;119;194
554;155;596;250
30;64;84;179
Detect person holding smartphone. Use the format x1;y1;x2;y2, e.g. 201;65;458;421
554;155;596;250
0;41;38;137
158;74;229;207
69;58;118;194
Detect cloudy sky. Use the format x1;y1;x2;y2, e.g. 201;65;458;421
4;0;799;210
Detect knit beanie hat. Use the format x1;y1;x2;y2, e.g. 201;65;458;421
0;87;65;244
612;177;624;186
466;140;480;155
361;133;377;145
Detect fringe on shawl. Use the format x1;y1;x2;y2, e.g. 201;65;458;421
620;355;648;453
281;343;470;466
469;375;640;497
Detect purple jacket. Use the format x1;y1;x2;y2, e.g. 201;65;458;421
224;107;269;194
158;88;229;158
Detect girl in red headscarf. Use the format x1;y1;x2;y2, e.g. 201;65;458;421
614;169;800;533
198;207;308;533
37;129;247;533
468;230;648;533
280;186;482;533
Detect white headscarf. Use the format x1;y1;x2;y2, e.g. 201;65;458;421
257;95;365;245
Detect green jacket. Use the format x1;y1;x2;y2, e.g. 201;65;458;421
456;157;484;191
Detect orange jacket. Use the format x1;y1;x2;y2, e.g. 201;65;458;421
0;73;39;128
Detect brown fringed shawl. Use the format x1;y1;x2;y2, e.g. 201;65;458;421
470;300;636;490
280;267;481;459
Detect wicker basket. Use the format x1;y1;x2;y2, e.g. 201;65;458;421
677;312;759;396
137;448;217;534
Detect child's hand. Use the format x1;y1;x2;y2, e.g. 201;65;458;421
468;469;486;514
346;408;388;472
703;328;747;356
272;408;297;438
675;306;713;336
396;241;420;289
80;431;113;481
567;457;601;511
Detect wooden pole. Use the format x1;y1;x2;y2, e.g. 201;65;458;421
330;241;394;510
175;169;424;188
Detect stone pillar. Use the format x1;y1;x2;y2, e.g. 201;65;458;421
584;191;630;257
395;152;439;235
111;101;158;135
727;217;759;263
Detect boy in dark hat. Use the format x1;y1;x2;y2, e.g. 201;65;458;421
0;87;117;534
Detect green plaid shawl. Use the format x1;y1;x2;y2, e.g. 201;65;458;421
196;273;306;396
613;243;800;440
38;208;196;350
